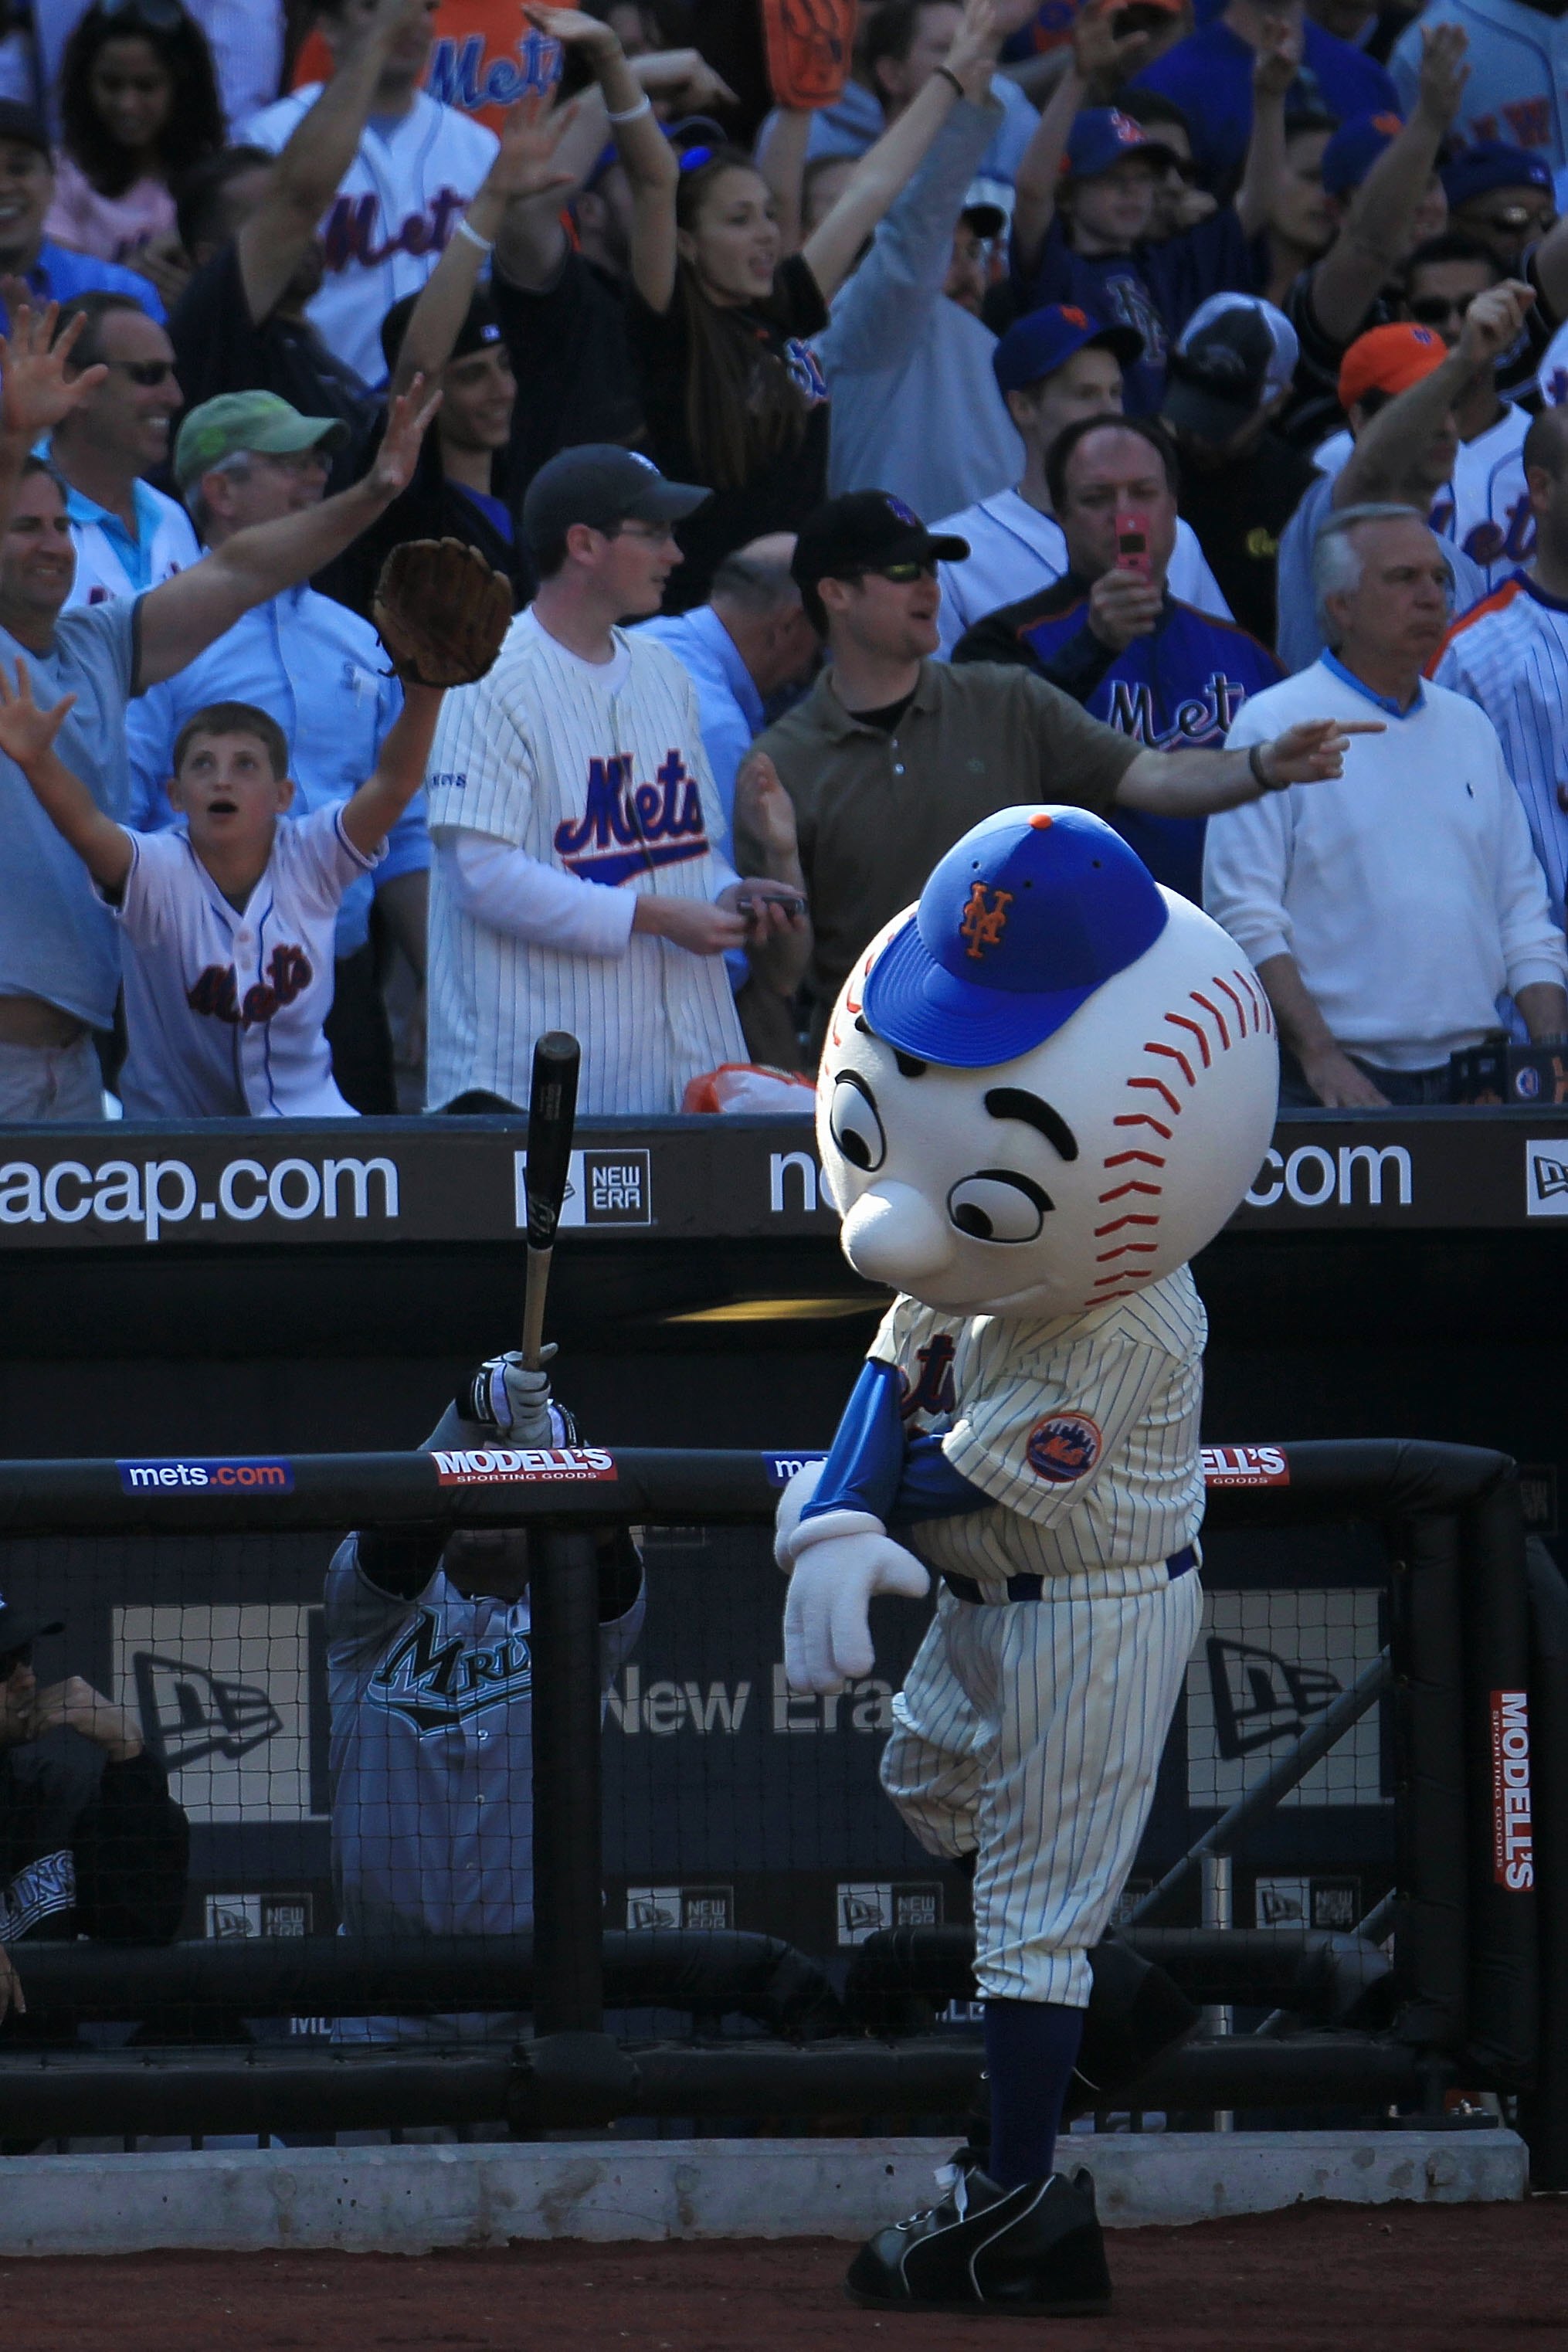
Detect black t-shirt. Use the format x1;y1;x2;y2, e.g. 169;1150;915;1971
1176;430;1319;647
490;244;646;493
314;424;535;620
168;240;379;494
846;688;919;731
626;249;830;612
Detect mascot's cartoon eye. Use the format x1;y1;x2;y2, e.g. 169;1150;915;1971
946;1169;1053;1242
828;1071;887;1171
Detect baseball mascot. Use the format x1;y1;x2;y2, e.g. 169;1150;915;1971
776;806;1278;2316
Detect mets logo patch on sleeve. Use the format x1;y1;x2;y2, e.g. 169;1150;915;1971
1025;1414;1103;1483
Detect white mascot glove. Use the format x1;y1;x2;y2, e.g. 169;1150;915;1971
777;1504;930;1695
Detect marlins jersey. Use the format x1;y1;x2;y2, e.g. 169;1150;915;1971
111;804;379;1120
324;1544;643;1943
242;88;497;385
425;608;748;1113
869;1265;1207;1597
1433;571;1568;930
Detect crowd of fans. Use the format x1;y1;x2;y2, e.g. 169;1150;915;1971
0;0;1565;1122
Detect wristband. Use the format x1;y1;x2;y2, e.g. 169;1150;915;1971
607;92;653;123
1249;741;1286;792
453;216;493;256
934;63;966;97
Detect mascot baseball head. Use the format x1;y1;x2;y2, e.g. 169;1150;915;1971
818;806;1277;1319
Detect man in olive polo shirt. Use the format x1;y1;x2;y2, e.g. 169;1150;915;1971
752;491;1382;1047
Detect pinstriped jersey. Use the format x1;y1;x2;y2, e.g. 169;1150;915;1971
424;609;746;1113
871;1264;1207;1593
1432;572;1568;932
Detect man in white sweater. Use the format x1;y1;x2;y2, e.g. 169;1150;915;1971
1205;502;1568;1108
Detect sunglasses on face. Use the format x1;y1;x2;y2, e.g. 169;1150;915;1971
1406;292;1478;326
103;358;178;387
1474;204;1556;235
0;1643;32;1680
863;560;937;584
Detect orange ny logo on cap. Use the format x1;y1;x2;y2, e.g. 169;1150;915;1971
959;881;1013;960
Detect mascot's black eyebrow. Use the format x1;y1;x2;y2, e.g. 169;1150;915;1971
983;1087;1079;1163
855;1014;925;1079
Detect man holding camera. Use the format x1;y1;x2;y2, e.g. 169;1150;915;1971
952;413;1285;901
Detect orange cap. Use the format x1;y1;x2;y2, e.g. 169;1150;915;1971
1338;321;1447;410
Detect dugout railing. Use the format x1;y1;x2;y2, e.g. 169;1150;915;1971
0;1438;1562;2183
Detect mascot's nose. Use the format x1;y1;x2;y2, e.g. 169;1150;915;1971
841;1183;955;1286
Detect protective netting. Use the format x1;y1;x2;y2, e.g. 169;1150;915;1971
0;1514;1394;2086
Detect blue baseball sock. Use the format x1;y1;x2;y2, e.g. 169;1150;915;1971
983;1997;1084;2189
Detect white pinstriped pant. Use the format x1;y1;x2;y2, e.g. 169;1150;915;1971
881;1573;1204;2007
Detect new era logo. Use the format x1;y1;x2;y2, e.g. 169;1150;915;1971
1525;1142;1568;1215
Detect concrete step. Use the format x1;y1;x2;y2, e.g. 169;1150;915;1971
0;2128;1528;2255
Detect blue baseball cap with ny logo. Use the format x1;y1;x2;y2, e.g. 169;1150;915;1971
862;806;1168;1067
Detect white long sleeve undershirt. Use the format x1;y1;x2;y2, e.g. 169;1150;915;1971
446;833;742;960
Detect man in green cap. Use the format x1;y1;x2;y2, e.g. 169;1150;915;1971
123;389;429;1115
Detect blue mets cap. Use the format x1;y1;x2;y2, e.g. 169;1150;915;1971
1441;137;1555;210
1321;110;1405;199
1061;107;1176;184
993;302;1143;396
861;807;1169;1069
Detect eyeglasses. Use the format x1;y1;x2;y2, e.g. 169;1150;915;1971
1470;203;1556;235
1406;292;1478;326
103;358;178;386
0;1643;32;1680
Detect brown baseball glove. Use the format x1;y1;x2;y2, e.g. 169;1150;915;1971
372;536;514;688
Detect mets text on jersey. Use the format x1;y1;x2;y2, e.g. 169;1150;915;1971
429;1444;618;1485
553;751;711;884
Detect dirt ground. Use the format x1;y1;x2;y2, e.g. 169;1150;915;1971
10;2201;1568;2351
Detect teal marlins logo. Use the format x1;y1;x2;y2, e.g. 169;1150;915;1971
369;1609;532;1734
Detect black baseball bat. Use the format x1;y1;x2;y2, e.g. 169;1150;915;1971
520;1031;581;1371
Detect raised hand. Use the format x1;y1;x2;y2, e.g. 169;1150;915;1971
1260;717;1386;785
944;0;1004;97
1072;0;1156;91
1456;277;1536;372
368;373;442;504
0;296;107;444
1414;19;1469;129
486;88;581;207
522;3;622;61
631;46;742;113
0;658;76;769
1253;11;1302;97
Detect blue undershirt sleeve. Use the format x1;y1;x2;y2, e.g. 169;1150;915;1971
799;1359;993;1528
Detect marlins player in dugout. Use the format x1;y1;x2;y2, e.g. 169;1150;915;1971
423;445;809;1115
776;804;1308;2314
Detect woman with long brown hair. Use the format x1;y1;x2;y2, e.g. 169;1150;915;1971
527;0;1005;606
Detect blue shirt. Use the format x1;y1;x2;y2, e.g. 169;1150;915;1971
1016;592;1285;901
60;476;179;597
1019;210;1261;414
125;574;426;959
1132;20;1399;189
636;604;762;853
1;239;166;332
0;595;140;1027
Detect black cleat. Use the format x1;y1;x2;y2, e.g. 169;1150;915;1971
845;2161;1112;2316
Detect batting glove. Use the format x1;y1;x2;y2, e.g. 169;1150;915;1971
781;1509;930;1694
457;1346;575;1445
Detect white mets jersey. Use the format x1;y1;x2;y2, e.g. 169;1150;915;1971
242;87;497;385
1313;404;1532;595
111;804;379;1120
425;608;748;1114
1434;571;1568;930
872;1264;1207;1593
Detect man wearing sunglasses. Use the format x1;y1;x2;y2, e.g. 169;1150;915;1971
755;486;1380;1050
0;1594;188;2034
42;290;198;613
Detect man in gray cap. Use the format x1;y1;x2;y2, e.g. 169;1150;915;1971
0;1593;188;2030
424;443;809;1115
124;390;430;1115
